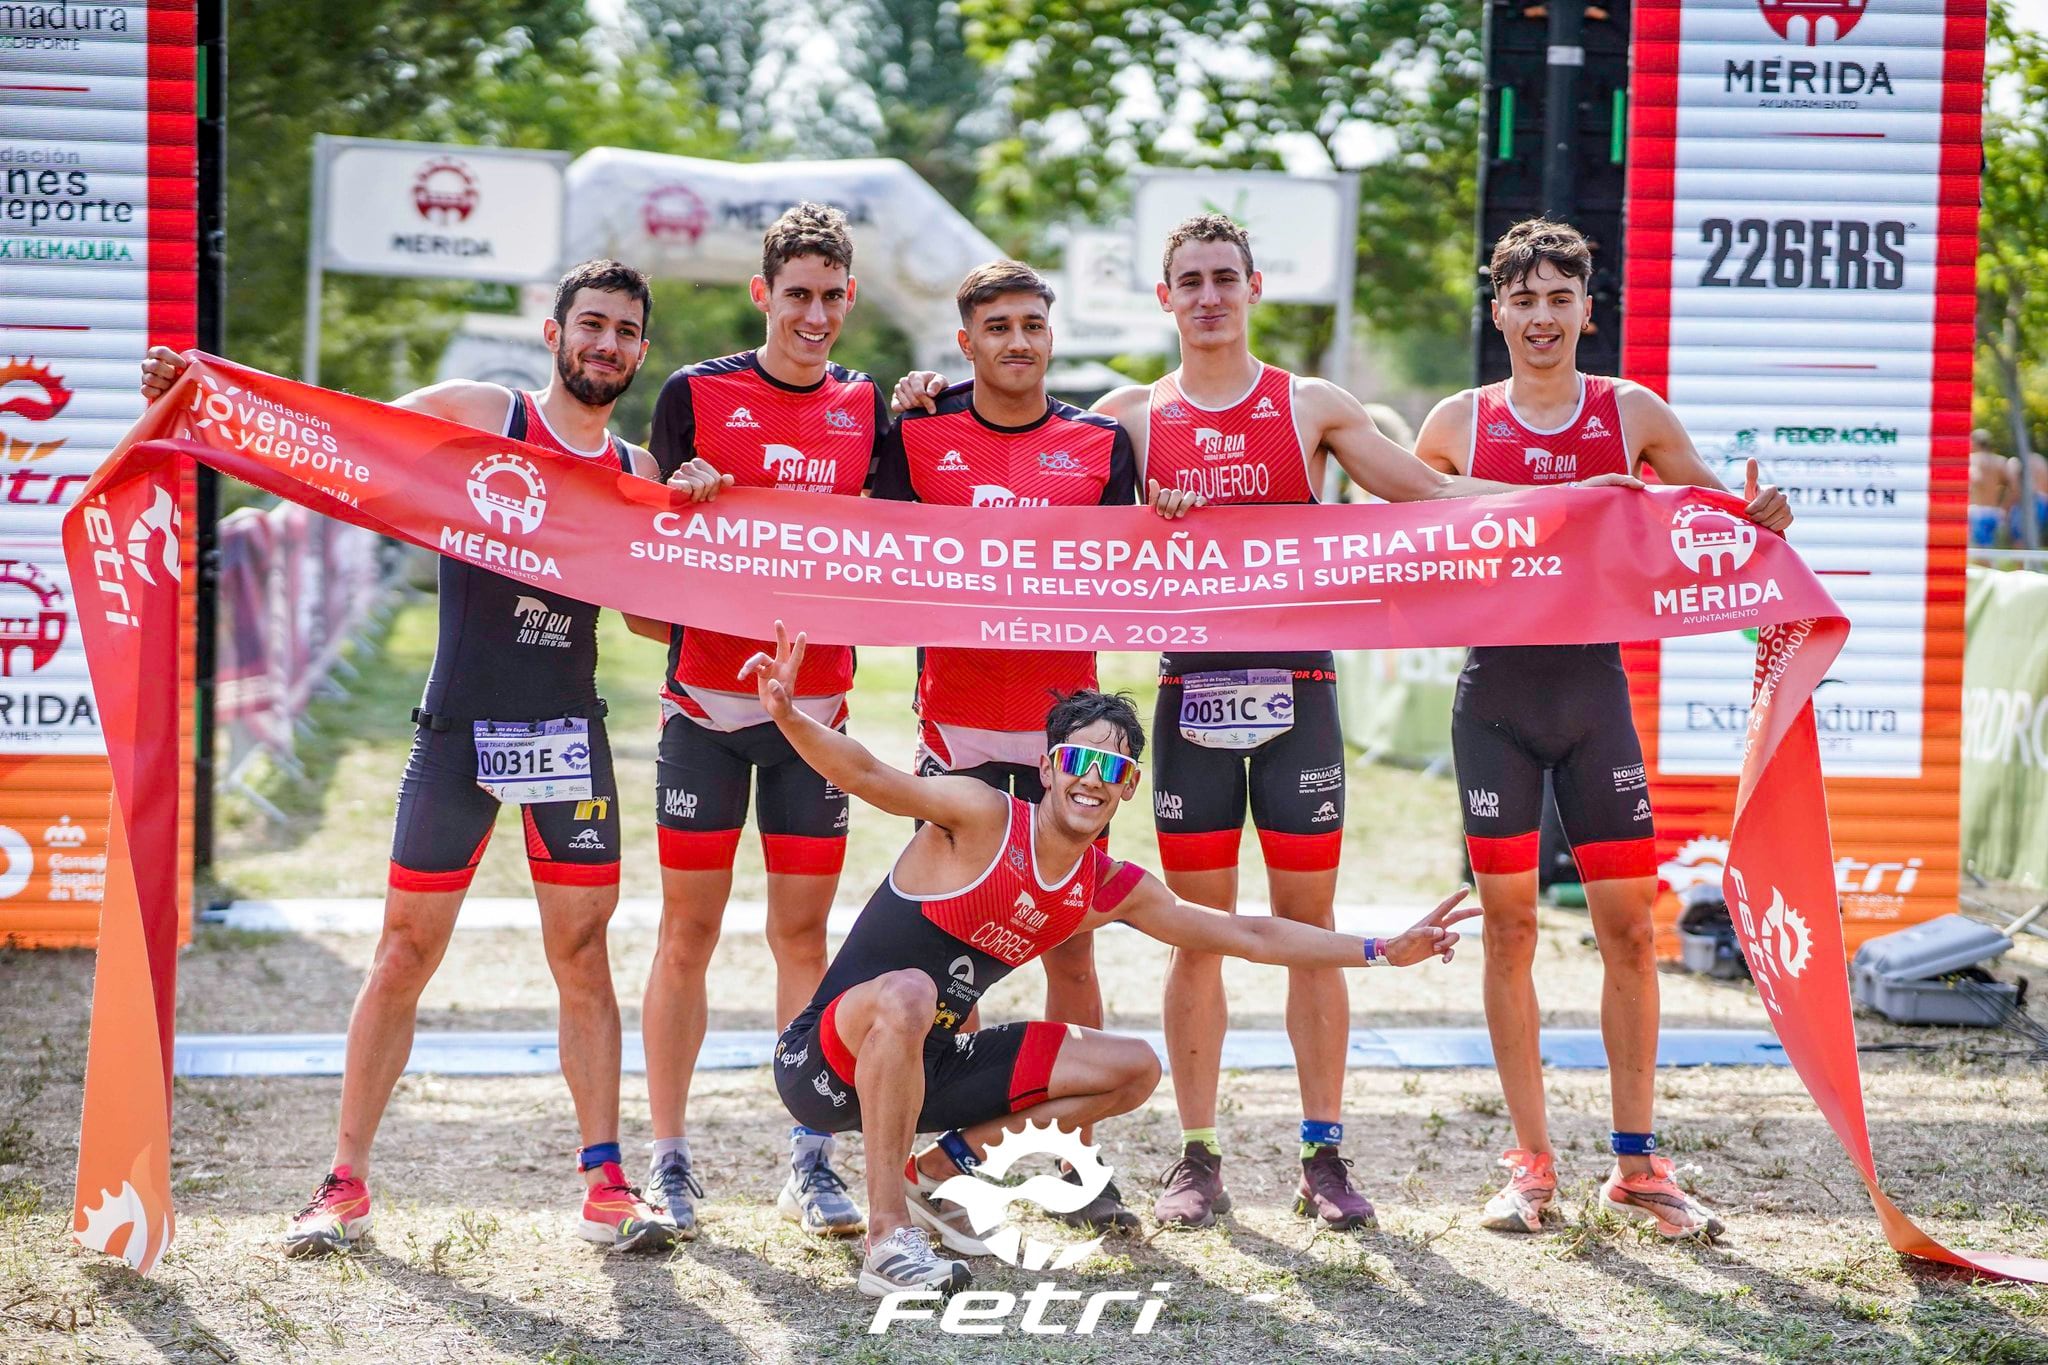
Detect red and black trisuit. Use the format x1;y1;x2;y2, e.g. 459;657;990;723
1453;373;1657;881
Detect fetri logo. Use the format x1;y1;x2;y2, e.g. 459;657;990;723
1669;504;1758;577
1727;867;1814;1018
0;823;32;899
466;454;548;535
0;559;66;675
1660;835;1730;892
642;183;709;243
412;158;478;223
929;1121;1112;1270
125;486;181;586
0;356;72;462
1757;0;1867;46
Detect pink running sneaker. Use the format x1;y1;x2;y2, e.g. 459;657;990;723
1600;1156;1725;1241
285;1165;372;1258
578;1161;680;1253
1479;1149;1558;1233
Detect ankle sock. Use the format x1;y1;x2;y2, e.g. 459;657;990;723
1300;1119;1343;1160
1181;1126;1221;1156
650;1135;690;1163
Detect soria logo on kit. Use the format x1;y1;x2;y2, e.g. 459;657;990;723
467;454;548;535
1756;0;1868;46
412;158;479;223
642;184;709;243
0;559;67;675
0;356;73;462
874;1123;1173;1337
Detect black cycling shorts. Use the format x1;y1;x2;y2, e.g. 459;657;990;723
774;995;1068;1135
388;713;620;893
655;714;848;875
1451;644;1657;882
1151;655;1345;873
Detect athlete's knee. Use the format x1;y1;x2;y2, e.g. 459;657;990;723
544;916;613;987
1482;906;1540;967
652;908;722;977
1596;910;1658;973
367;917;446;996
764;913;829;965
870;970;938;1034
1115;1038;1163;1101
1042;935;1098;990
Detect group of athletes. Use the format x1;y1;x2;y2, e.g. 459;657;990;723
139;202;1793;1299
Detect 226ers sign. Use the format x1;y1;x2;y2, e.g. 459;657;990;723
1623;0;1983;937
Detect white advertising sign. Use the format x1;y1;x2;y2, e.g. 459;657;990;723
1132;170;1350;303
321;138;568;282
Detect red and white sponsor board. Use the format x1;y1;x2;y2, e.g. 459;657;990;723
0;0;198;947
1624;0;1982;946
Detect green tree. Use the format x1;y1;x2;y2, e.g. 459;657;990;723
226;2;734;401
962;0;1483;389
1976;0;2048;492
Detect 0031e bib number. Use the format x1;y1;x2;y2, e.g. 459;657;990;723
473;718;594;805
1178;669;1295;750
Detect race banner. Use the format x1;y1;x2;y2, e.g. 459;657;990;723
0;0;200;946
1960;567;2048;888
60;356;2047;1282
1623;0;1983;947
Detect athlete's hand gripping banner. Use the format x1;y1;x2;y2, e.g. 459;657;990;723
61;356;2047;1281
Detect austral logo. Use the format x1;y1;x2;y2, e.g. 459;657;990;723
1757;0;1867;46
412;158;479;223
642;184;709;243
0;559;66;675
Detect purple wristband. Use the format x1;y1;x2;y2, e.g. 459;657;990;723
1363;936;1385;965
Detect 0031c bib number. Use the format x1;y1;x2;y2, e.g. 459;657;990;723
1178;669;1295;750
473;718;594;805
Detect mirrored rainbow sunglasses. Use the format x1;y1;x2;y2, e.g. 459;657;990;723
1052;743;1138;785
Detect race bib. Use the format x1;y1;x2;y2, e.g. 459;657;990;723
1178;669;1295;750
472;717;594;805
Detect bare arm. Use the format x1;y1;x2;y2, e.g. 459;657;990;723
140;345;511;427
1621;383;1792;532
1412;392;1474;476
1111;875;1475;968
1092;383;1205;520
739;621;1010;830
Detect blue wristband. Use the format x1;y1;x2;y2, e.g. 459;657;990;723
1362;937;1385;966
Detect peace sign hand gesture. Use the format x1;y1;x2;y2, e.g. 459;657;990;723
1383;887;1482;966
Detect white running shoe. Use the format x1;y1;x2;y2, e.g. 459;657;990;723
858;1226;971;1298
902;1158;991;1257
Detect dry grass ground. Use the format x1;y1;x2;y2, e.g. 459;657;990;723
5;596;2046;1362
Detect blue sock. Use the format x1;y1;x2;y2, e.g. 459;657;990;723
1300;1119;1344;1158
578;1141;622;1171
791;1125;827;1140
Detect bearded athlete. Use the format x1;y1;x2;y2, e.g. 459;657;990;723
634;203;889;1239
896;215;1638;1231
141;260;700;1256
1413;218;1792;1241
737;623;1477;1296
874;259;1141;1233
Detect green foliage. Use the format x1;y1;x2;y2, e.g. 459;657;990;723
226;2;733;401
961;0;1483;384
1977;0;2048;457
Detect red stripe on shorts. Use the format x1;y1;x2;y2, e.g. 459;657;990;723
1256;828;1343;873
1008;1020;1068;1111
1156;828;1241;872
1467;831;1540;875
1573;837;1658;883
658;826;744;871
762;833;847;876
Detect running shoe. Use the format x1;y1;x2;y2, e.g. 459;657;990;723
1052;1165;1141;1234
1600;1156;1725;1241
902;1156;991;1257
858;1226;971;1298
578;1161;680;1253
1479;1148;1558;1234
284;1165;372;1258
1296;1146;1377;1230
780;1135;865;1237
646;1147;705;1241
1153;1142;1232;1229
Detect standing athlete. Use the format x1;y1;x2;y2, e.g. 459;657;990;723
638;203;889;1238
738;625;1477;1297
141;260;681;1256
895;216;1632;1230
878;260;1141;1232
1413;217;1791;1240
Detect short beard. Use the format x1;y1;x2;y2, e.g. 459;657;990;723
557;349;633;408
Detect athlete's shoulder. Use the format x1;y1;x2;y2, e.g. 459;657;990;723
899;381;976;425
399;378;515;430
1046;396;1121;435
675;351;756;382
1092;383;1151;421
1413;389;1478;466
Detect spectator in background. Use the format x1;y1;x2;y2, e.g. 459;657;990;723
1970;429;2016;548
